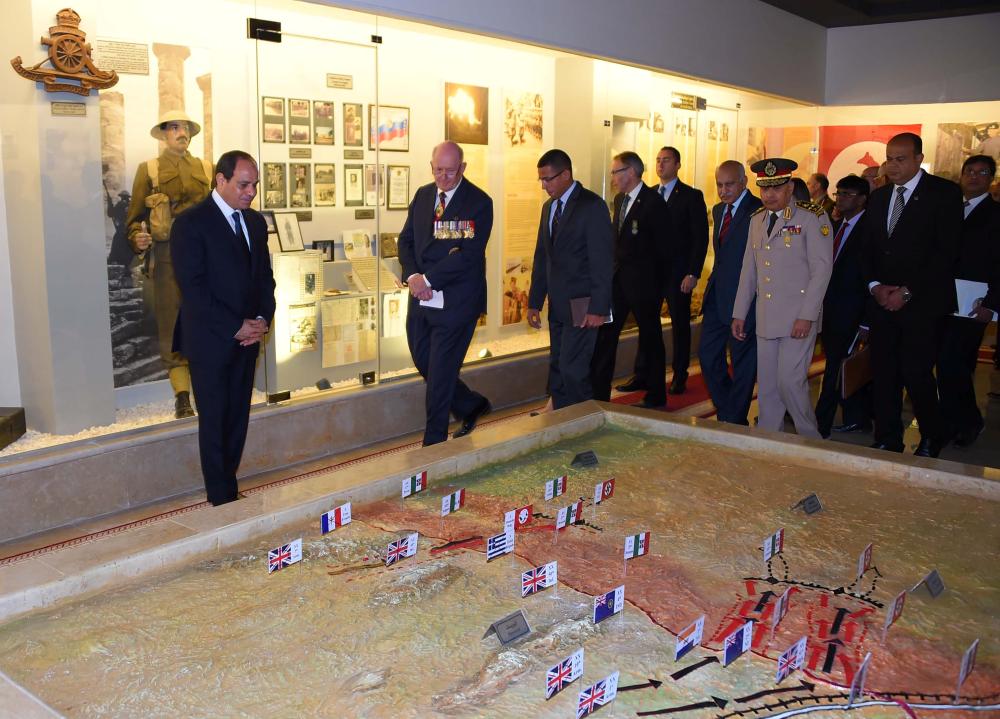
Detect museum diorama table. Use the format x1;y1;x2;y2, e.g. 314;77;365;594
0;406;996;718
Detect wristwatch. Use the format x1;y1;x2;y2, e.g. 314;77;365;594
900;287;912;304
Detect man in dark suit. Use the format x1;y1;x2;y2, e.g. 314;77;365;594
527;149;613;409
697;160;763;425
592;151;671;408
618;146;707;395
814;174;872;438
936;154;1000;447
398;141;493;446
170;150;276;506
860;132;964;457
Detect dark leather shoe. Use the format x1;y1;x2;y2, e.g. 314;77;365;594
615;376;646;392
833;422;871;434
175;391;195;419
870;441;904;453
453;399;491;438
913;438;944;458
668;377;687;395
953;423;985;448
633;398;666;410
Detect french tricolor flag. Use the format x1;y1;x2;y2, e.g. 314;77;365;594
321;502;352;534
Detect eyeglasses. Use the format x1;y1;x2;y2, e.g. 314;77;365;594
962;168;994;177
610;167;631;176
538;168;566;184
432;167;461;178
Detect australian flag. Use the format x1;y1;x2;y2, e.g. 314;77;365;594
576;671;619;717
593;585;624;624
546;648;583;700
723;619;753;666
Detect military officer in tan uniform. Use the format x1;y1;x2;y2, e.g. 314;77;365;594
732;158;833;438
125;111;213;418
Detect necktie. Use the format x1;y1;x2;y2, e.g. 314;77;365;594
766;211;778;236
832;220;847;259
888;186;906;236
551;198;563;239
435;191;447;220
718;204;733;245
618;195;630;230
660;185;668;201
232;211;249;255
963;199;971;219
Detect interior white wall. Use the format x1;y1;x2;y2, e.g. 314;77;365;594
311;0;829;105
825;13;1000;106
0;138;20;408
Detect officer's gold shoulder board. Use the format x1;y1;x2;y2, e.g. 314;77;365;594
750;206;767;217
795;200;826;217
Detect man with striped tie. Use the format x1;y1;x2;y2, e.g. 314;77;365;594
398;141;493;446
860;132;964;457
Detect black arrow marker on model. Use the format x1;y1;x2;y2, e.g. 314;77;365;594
753;591;775;613
636;695;728;716
734;679;816;704
670;656;719;681
618;678;663;692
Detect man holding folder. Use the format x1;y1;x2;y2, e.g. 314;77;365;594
528;149;614;409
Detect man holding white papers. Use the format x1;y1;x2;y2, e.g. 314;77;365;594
936;154;1000;447
398;142;493;445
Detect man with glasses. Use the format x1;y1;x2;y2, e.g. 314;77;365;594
527;150;613;409
860;132;963;457
936;155;999;448
591;151;672;408
398;141;493;446
814;174;872;439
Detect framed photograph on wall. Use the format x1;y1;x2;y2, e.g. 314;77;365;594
344;164;364;206
274;212;305;252
263;162;287;209
314;163;336;206
289;162;312;208
368;104;409;152
288;98;311;145
313;100;335;145
261;210;277;234
444;83;488;145
364;163;385;206
262;96;286;143
387;165;410;210
343;102;363;147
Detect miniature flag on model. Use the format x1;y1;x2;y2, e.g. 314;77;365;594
772;587;793;630
624;532;650;560
321;502;352;534
775;636;808;683
401;471;427;498
576;671;619;718
723;620;753;666
763;528;784;562
267;538;303;574
546;648;584;700
385;532;418;566
857;542;873;579
674;615;705;661
883;589;906;633
557;500;583;529
522;561;558;597
848;652;872;706
957;638;980;698
504;504;533;532
486;528;515;561
441;489;466;516
544;475;567;500
593;585;625;624
593;478;615;505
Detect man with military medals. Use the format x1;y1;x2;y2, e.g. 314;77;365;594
732;158;833;438
397;141;493;446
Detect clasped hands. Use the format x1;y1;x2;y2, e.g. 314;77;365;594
872;284;909;312
406;273;434;302
235;318;269;346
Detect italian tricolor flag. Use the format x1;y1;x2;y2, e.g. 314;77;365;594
441;489;466;516
402;470;428;498
624;531;650;560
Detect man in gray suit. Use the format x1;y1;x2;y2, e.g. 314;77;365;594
528;149;614;409
732;158;833;438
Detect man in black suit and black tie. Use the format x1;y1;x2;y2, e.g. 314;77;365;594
936;154;1000;447
591;151;671;408
398;141;493;446
860;132;964;457
697;160;763;425
618;146;708;395
170;150;276;506
527;149;613;409
814;174;873;439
